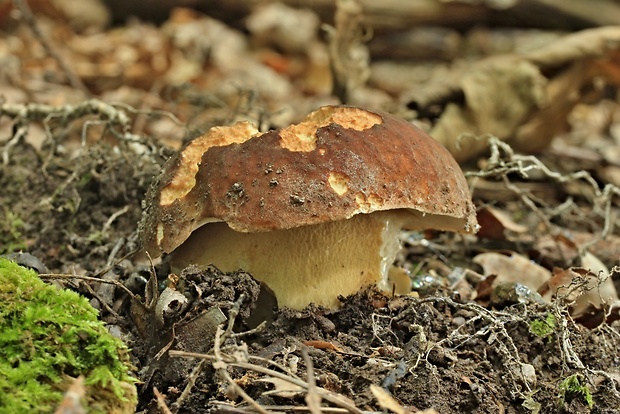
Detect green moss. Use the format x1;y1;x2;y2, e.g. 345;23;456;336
0;209;27;254
559;374;594;409
0;258;137;414
529;313;556;339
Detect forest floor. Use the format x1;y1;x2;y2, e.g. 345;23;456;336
1;1;620;413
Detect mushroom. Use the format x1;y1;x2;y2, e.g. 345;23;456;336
139;106;478;310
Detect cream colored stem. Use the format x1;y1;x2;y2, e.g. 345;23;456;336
171;210;411;309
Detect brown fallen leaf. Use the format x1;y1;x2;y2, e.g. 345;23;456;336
258;377;305;399
476;206;528;240
429;55;546;162
303;340;344;353
407;27;620;162
546;253;618;318
371;384;433;414
473;252;552;292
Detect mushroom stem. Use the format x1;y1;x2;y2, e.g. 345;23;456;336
170;210;412;309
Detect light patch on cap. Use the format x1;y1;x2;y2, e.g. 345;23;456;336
279;106;382;152
354;192;384;213
156;222;165;247
160;122;260;206
328;172;350;196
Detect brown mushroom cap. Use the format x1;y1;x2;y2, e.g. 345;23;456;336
140;105;478;258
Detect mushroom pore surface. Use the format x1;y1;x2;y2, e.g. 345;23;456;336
140;105;478;310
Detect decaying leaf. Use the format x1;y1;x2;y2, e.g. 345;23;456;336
371;384;438;414
371;385;407;414
547;253;618;317
54;376;86;414
430;56;547;162
476;206;528;240
475;249;618;320
303;340;345;352
258;377;305;398
473;252;552;292
535;229;620;264
408;26;620;162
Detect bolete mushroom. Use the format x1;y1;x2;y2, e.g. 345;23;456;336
139;106;478;310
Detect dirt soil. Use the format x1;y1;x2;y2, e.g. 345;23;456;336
2;1;620;414
2;137;619;413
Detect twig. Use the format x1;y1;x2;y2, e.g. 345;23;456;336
302;348;322;414
231;321;267;339
210;402;364;413
171;350;364;414
223;293;247;339
417;297;534;397
553;305;585;370
154;387;174;414
213;326;271;414
39;272;136;298
13;0;89;94
171;359;207;413
244;354;303;381
1;123;28;165
102;206;131;236
172;304;263;412
77;274;120;318
0;100;131;128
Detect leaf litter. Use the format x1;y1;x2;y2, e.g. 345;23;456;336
1;1;620;413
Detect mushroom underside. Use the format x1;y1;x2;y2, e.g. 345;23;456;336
170;209;467;310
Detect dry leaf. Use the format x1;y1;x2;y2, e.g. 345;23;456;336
303;340;344;352
258;377;305;398
533;233;580;266
410;27;620;162
476;206;527;240
550;253;618;317
246;3;320;54
371;384;409;414
473;252;551;292
580;252;618;304
430;57;546;162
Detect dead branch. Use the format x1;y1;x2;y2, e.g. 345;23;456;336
170;360;208;414
0;100;130;129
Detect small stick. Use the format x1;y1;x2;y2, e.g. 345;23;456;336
154;387;174;414
171;350;364;414
302;348;322;414
231;321;267;339
213;326;271;414
223;293;246;339
39;273;136;298
324;0;370;103
171;359;207;413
